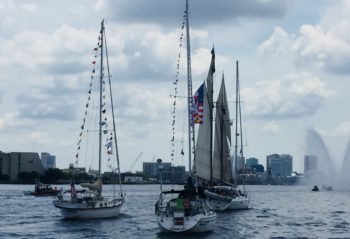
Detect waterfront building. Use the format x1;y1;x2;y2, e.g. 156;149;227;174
251;164;264;173
143;162;171;178
0;151;45;181
246;157;259;167
41;152;56;169
142;162;186;183
266;154;293;177
62;163;86;175
124;176;143;183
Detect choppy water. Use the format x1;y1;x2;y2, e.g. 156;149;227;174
0;184;349;238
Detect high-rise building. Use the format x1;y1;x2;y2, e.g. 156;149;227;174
266;154;293;177
251;164;264;173
0;151;45;181
41;152;56;169
304;155;318;173
143;162;171;178
246;157;259;167
142;162;186;183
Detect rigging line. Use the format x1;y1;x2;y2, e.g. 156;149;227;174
81;46;100;169
104;25;123;196
170;8;186;163
89;60;101;171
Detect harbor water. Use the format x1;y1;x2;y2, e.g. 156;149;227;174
0;184;349;238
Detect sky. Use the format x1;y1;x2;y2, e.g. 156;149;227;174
1;0;350;174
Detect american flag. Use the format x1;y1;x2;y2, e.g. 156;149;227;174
192;83;205;124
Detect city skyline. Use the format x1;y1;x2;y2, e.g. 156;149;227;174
1;0;350;173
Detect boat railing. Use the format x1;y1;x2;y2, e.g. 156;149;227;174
158;198;209;217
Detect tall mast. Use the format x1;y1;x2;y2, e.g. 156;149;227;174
239;76;244;160
220;75;224;182
209;48;215;181
217;81;225;182
234;60;239;187
104;26;123;195
185;0;195;173
98;20;105;177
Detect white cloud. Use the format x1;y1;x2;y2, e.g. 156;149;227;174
333;121;350;137
0;113;16;129
258;26;292;55
27;131;52;145
20;3;37;13
242;72;333;119
260;0;350;75
261;121;280;133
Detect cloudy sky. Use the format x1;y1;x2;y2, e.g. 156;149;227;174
1;0;349;173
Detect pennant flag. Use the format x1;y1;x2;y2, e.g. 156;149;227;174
105;141;112;148
192;83;205;124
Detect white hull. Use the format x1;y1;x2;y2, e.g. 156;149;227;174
158;212;216;233
227;196;250;210
53;199;123;219
204;186;250;211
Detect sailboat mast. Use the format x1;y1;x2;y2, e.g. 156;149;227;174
185;0;195;173
104;29;123;195
209;48;215;182
220;79;224;182
234;60;239;187
98;20;105;177
239;78;244;159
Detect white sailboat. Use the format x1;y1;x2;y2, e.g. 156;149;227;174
53;20;124;219
203;62;250;211
156;0;216;233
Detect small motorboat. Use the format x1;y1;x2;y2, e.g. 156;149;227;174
311;185;319;192
24;183;61;196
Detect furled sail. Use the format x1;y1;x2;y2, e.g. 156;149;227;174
81;178;103;195
213;76;231;182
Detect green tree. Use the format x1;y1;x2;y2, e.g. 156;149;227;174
44;168;64;183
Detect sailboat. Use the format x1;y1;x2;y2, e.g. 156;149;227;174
53;20;124;219
203;61;250;211
156;0;216;233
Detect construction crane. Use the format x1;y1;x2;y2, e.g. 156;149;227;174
128;152;143;172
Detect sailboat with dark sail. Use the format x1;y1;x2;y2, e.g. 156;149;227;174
203;61;250;211
53;20;124;219
156;0;216;233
